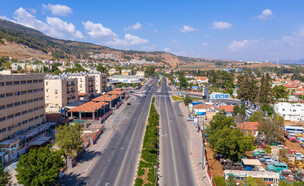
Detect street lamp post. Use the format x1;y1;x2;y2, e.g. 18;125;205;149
102;92;106;130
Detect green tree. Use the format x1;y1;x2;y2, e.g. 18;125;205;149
249;112;264;122
259;116;284;144
0;165;11;185
53;70;61;75
214;176;226;186
184;94;192;106
272;85;289;101
232;104;240;116
16;146;64;186
207;111;254;161
96;64;107;73
226;176;237;186
55;123;83;159
258;73;272;104
145;66;155;77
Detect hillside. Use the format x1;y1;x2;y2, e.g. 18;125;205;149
0;18;189;67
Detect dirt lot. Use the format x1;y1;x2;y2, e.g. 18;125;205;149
284;121;304;127
206;142;223;177
285;139;304;154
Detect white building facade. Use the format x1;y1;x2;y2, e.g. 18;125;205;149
274;102;304;121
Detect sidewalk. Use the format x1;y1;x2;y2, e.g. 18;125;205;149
178;102;212;186
60;96;137;185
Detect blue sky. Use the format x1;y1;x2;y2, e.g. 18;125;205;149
1;0;304;61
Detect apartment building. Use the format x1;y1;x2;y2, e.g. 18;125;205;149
121;69;132;76
0;72;45;141
70;73;96;97
274;102;304;121
89;73;107;94
44;76;78;113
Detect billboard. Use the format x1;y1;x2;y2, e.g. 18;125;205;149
192;86;200;90
210;93;230;99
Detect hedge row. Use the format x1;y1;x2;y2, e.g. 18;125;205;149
135;97;159;186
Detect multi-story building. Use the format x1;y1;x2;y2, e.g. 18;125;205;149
89;73;107;94
70;74;96;98
44;76;78;113
0;71;45;141
274;102;304;121
121;69;132;76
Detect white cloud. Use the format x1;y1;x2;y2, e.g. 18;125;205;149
13;7;83;39
228;40;258;52
180;25;196;33
202;42;208;46
27;8;36;14
42;4;72;16
172;40;178;43
212;21;232;29
125;22;142;31
154;29;158;33
107;33;149;47
83;21;117;40
0;16;12;21
164;48;171;52
256;9;273;20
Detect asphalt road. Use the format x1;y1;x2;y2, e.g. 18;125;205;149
157;78;196;186
82;79;158;186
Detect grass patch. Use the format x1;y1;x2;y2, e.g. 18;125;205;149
172;96;183;101
136;97;159;185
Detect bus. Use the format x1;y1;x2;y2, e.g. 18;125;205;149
224;170;279;186
283;125;304;134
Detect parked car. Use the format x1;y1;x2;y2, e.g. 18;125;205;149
253;149;265;156
265;159;278;165
294;153;304;160
187;116;195;121
267;162;288;172
258;156;272;162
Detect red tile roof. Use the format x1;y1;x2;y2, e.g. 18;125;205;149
78;93;86;96
193;104;214;110
68;101;108;112
237;122;260;131
196;76;208;81
92;95;113;102
216;105;234;112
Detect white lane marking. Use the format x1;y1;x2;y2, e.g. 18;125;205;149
164;94;180;186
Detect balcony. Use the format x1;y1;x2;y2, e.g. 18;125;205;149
67;90;71;93
66;83;71;87
71;82;76;86
71;89;76;93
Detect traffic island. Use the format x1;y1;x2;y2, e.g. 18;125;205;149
135;97;159;186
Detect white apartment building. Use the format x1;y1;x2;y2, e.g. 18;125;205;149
274;102;304;121
70;73;96;97
135;70;145;77
89;73;107;94
44;76;78;113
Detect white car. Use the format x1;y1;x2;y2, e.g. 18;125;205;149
187;116;195;121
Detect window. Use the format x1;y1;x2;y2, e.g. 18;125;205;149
27;80;32;84
21;81;26;84
15;112;21;117
13;81;20;85
27;90;33;93
22;110;27;115
22;100;27;105
40;114;44;118
46;82;48;86
22;120;28;124
14;102;20;106
34;98;38;102
7;114;14;119
6;81;12;86
28;109;33;113
21;91;27;95
6;103;13;108
17;122;21;127
28;99;33;103
0;82;4;87
0;105;5;110
39;88;43;92
34;89;38;93
39;97;43;100
28;118;34;122
0;117;5;122
15;91;20;96
33;80;38;83
0;94;4;98
6;93;13;97
54;89;58;94
46;89;49;93
0;128;6;133
34;116;39;120
39;79;43;83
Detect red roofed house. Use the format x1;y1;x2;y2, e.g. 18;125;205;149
237;122;260;137
196;76;209;84
215;105;234;116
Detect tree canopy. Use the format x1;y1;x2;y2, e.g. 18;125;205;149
272;85;289;101
207;110;254;161
16;146;64;186
55;123;83;159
